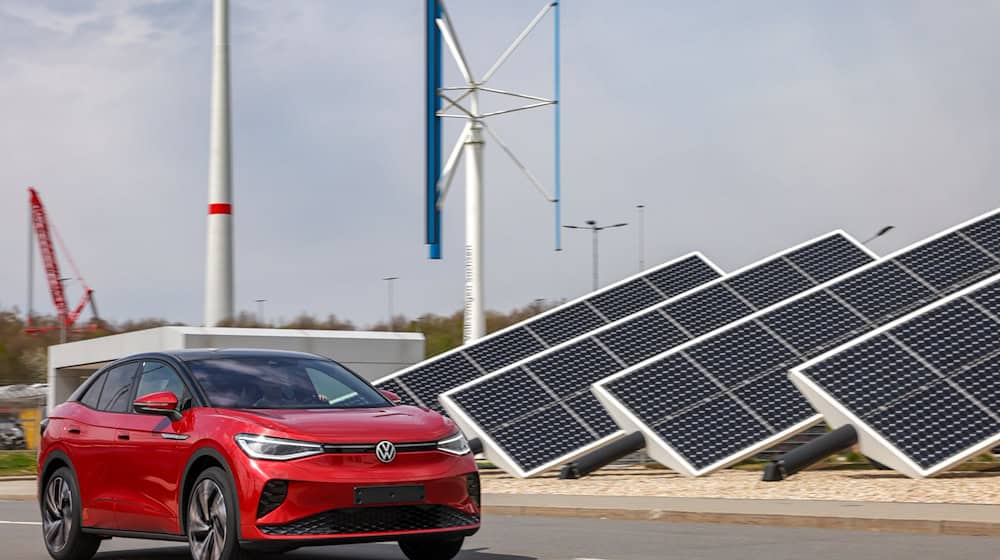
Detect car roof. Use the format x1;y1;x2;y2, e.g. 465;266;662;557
129;348;328;363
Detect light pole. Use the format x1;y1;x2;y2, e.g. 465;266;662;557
636;204;645;272
254;299;267;324
382;276;399;326
862;225;896;246
564;220;629;291
58;276;72;344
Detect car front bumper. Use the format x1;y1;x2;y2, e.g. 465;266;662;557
231;449;480;543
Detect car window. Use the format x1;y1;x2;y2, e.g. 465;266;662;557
97;362;140;413
80;372;107;409
136;361;191;410
188;357;389;409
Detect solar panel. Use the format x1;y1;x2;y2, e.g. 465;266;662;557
790;274;1000;478
440;232;875;476
374;253;723;414
594;210;1000;477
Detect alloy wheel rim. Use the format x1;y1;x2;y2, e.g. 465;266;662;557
42;476;73;552
187;479;228;560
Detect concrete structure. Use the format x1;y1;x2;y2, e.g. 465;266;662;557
47;327;424;412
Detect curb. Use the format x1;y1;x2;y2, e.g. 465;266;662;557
0;495;35;502
481;505;1000;537
0;477;36;482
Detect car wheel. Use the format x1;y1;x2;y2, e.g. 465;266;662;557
398;537;465;560
186;467;241;560
41;467;101;560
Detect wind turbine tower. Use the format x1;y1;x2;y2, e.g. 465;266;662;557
204;0;234;326
425;0;562;342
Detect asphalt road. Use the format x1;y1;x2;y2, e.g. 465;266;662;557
2;501;998;560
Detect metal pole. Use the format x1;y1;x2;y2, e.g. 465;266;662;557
592;226;599;291
637;204;645;272
204;0;234;326
463;91;486;342
382;277;399;325
27;199;33;326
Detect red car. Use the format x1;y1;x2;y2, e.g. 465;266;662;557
38;349;480;560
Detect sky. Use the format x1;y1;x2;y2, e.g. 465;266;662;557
2;0;999;329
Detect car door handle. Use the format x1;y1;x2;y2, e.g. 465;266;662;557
67;428;81;435
117;433;130;441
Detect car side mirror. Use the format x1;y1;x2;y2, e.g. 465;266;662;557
379;389;402;405
133;391;182;421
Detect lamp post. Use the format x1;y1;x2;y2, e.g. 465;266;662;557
382;276;399;326
862;225;896;246
564;220;629;291
636;204;645;272
254;299;267;324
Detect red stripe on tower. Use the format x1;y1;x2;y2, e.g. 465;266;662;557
208;203;232;215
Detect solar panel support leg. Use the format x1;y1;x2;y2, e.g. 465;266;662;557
559;432;646;479
762;425;858;482
468;437;483;455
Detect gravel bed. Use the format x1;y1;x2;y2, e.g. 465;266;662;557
480;467;1000;505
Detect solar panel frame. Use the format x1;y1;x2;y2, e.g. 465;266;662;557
594;208;1000;477
373;252;724;412
789;272;1000;479
441;231;875;477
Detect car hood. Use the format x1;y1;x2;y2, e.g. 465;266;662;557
209;405;458;443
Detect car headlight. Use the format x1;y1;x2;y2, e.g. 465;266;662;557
234;434;324;461
437;432;471;456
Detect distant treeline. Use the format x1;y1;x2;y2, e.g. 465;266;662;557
0;300;556;385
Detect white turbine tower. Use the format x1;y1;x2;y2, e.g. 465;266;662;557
204;0;234;326
432;1;560;342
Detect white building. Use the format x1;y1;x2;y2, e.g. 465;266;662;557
48;326;424;412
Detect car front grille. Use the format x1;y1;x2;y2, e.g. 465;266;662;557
258;505;480;536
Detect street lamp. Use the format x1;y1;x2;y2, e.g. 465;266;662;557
382;276;399;326
254;299;267;324
564;220;629;291
862;225;896;246
636;204;645;272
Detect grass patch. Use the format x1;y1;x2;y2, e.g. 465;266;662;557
0;451;36;476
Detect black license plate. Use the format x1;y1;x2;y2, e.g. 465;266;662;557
354;484;425;505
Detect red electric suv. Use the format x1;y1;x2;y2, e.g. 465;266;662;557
38;349;480;560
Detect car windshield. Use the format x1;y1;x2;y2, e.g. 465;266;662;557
187;357;390;409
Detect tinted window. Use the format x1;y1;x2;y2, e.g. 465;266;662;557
80;373;107;409
136;361;192;410
97;362;140;413
188;357;389;409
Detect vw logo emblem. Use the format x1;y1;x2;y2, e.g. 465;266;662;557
375;440;396;463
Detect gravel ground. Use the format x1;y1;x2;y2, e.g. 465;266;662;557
480;467;1000;505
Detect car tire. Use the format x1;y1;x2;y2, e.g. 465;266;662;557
398;537;465;560
40;467;101;560
186;467;242;560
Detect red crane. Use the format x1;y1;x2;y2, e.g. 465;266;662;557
25;187;100;335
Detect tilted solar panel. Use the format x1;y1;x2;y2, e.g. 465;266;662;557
594;209;1000;477
374;253;723;414
791;273;1000;478
440;232;874;476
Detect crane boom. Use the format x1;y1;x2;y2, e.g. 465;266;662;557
27;187;96;332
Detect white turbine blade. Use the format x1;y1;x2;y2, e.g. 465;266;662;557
436;3;474;84
482;123;555;202
436;122;471;208
481;2;556;84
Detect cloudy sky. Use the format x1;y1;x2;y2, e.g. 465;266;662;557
2;0;999;328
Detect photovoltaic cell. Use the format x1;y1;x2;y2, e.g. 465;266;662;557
793;273;1000;476
442;233;873;476
598;209;1000;477
374;254;721;413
